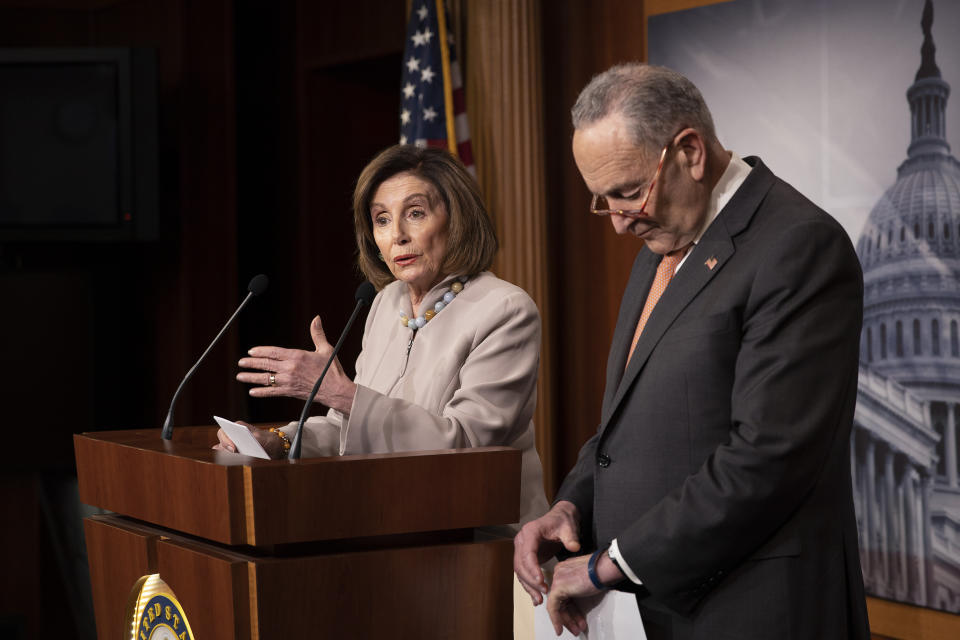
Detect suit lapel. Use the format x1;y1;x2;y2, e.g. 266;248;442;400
598;156;776;431
600;236;734;428
601;250;659;417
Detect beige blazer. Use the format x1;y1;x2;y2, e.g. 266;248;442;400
281;271;548;526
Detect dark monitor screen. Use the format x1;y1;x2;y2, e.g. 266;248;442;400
0;62;120;226
0;48;157;242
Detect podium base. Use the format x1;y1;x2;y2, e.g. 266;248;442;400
85;514;513;639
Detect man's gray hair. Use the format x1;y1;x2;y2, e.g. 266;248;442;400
571;63;717;152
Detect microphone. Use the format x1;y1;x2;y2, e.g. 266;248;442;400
289;281;376;459
161;274;270;440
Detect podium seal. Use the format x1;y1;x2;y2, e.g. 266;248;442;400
123;574;195;640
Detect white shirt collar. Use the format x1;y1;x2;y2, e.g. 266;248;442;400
676;151;751;271
696;150;751;244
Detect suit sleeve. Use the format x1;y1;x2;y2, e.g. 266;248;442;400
616;217;863;613
340;291;541;454
553;432;599;549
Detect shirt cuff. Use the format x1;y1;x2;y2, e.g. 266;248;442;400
609;538;643;585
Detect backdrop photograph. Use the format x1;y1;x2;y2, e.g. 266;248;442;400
651;0;960;615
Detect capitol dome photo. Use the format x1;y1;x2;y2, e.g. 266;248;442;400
851;0;960;612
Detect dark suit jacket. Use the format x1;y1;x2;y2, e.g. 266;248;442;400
555;158;870;640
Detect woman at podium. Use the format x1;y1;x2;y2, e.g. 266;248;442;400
215;144;549;527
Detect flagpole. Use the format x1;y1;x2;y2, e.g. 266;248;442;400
434;0;458;157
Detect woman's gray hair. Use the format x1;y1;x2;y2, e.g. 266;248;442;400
571;63;717;152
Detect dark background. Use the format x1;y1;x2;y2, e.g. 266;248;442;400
0;0;660;637
0;0;406;635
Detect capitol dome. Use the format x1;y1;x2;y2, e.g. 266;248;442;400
856;0;960;398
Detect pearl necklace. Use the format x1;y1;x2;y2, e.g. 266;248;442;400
399;278;466;331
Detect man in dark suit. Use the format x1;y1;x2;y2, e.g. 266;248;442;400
514;63;870;639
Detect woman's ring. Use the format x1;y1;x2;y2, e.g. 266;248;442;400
268;374;277;387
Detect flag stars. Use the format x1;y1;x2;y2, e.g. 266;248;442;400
400;4;473;168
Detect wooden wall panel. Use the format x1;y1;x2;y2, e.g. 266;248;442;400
296;55;401;368
0;0;241;440
464;0;555;495
0;3;240;636
540;0;648;489
2;273;94;469
161;0;241;429
233;0;304;423
89;0;241;432
296;0;404;68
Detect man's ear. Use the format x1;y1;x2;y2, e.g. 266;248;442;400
674;128;706;182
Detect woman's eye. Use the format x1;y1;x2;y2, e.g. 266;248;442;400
409;209;426;219
374;215;389;226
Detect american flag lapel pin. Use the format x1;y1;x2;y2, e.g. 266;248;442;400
705;256;718;270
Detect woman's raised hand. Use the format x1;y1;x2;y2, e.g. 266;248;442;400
236;316;356;414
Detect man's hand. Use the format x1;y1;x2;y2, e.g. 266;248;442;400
513;501;581;605
546;550;625;636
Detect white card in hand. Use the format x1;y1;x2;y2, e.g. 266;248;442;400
213;416;271;459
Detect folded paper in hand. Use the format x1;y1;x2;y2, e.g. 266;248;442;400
213;416;271;459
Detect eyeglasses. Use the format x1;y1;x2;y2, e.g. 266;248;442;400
589;144;668;219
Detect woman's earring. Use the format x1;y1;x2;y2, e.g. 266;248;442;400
378;252;385;262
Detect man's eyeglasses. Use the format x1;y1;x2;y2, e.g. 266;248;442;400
589;144;668;219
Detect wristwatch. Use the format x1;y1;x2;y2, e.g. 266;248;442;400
587;547;608;590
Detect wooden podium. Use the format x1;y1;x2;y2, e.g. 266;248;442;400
75;427;521;639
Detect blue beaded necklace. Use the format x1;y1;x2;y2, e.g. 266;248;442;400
399;277;466;331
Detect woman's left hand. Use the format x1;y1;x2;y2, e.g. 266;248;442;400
212;421;286;459
236;316;357;414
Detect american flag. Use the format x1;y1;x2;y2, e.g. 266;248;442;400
400;1;474;172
